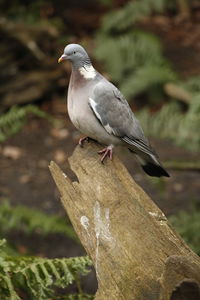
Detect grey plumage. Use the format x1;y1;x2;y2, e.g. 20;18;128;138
58;43;169;177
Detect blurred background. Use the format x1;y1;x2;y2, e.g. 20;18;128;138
0;0;200;299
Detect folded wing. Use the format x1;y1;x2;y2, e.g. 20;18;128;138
89;80;156;157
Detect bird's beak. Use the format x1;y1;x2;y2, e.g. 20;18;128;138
58;54;67;63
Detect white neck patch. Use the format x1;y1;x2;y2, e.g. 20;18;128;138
79;65;96;79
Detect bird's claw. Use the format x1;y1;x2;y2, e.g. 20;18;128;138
79;136;89;147
98;145;113;163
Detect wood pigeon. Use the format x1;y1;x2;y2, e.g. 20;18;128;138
58;44;169;177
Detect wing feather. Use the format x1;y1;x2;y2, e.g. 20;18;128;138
89;80;155;156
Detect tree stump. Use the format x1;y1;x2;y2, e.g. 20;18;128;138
49;142;200;300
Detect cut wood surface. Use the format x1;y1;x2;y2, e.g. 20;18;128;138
49;141;200;300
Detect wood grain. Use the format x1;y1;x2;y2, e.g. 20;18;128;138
49;141;200;300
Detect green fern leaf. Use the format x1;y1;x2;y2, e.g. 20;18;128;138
0;201;77;242
0;105;55;142
101;0;167;32
95;31;176;99
0;239;93;300
137;98;200;152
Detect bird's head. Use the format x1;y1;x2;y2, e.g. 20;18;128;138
58;44;91;67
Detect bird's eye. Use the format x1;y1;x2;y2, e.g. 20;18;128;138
73;51;76;54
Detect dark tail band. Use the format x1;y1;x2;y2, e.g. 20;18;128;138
142;162;170;178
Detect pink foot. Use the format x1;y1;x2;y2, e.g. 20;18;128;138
98;145;113;163
79;136;89;147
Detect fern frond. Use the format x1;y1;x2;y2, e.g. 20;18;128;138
95;31;163;79
0;240;93;300
138;103;181;139
95;31;176;99
169;207;200;255
178;93;200;149
14;256;91;297
0;200;77;242
121;63;176;98
137;98;200;152
0;105;55;142
182;75;200;93
101;0;167;32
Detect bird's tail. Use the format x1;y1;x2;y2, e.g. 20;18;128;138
141;161;169;177
135;152;170;178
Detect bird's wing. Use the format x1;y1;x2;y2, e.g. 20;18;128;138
89;80;156;156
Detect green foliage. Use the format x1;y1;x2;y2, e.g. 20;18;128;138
137;82;200;152
101;0;167;33
0;200;77;242
0;105;55;142
0;239;93;300
95;31;176;99
95;0;200;151
98;0;113;7
95;1;176;101
137;102;182;141
0;203;93;298
178;93;200;151
183;75;200;93
169;207;200;255
0;0;45;23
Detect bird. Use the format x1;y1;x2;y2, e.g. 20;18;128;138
58;43;169;177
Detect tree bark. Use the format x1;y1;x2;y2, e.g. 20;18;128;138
164;83;191;104
49;141;200;300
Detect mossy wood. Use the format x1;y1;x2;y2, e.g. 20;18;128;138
49;142;200;300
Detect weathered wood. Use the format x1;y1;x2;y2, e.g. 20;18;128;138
164;83;191;104
49;141;200;300
0;17;58;61
0;70;61;107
